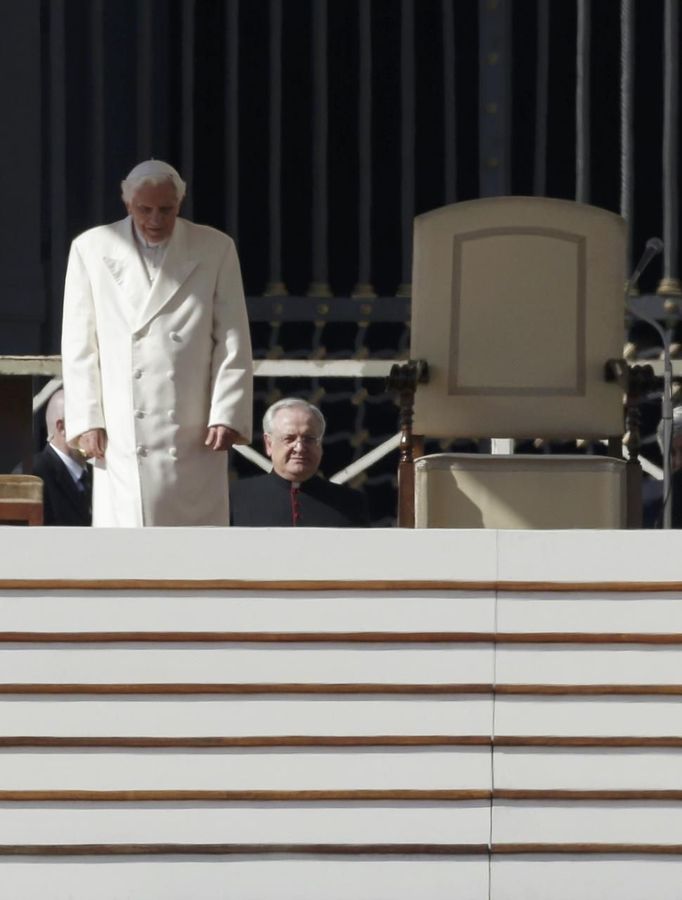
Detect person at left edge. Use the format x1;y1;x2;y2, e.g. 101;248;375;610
60;159;253;526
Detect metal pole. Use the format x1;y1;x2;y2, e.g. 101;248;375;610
225;0;240;241
575;0;591;202
266;0;287;296
620;0;634;265
442;0;457;204
533;0;549;196
659;0;681;296
308;0;332;297
353;0;375;298
397;0;415;297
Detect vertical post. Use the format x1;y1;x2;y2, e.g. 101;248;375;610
389;361;428;528
308;0;332;297
265;0;287;296
658;0;681;296
575;0;591;203
442;0;457;205
181;0;195;219
90;0;105;224
352;0;376;298
136;0;153;160
397;0;415;297
533;0;549;196
225;0;240;241
478;0;512;197
48;0;68;353
620;0;634;266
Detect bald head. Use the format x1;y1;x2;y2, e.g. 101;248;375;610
45;389;66;441
45;388;82;461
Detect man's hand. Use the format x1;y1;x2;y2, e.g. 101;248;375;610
77;428;107;460
205;425;241;451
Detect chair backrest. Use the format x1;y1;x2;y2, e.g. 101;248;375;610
410;197;627;439
0;474;44;525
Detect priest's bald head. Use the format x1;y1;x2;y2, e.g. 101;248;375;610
121;159;186;245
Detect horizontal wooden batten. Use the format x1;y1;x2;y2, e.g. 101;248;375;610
0;735;492;748
4;630;682;644
493;843;682;855
0;631;495;644
495;789;682;801
0;842;489;857
4;788;682;804
0;683;493;695
0;789;491;803
1;734;680;749
1;683;681;696
3;578;682;592
497;684;682;696
2;842;682;857
495;735;682;748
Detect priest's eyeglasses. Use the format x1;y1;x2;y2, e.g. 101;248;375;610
273;433;322;447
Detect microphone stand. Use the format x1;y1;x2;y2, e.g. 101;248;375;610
625;238;672;528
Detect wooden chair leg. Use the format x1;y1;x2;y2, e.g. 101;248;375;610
388;361;429;528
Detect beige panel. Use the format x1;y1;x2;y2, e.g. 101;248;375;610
411;196;626;437
414;454;626;529
453;231;581;392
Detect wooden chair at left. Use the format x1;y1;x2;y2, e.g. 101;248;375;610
0;475;43;525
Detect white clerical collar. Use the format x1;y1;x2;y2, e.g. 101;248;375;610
49;443;86;484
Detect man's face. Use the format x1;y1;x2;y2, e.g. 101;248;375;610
265;407;323;482
126;180;180;245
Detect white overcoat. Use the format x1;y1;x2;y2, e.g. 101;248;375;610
61;216;253;527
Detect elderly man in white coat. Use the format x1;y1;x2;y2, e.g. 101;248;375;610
61;159;253;526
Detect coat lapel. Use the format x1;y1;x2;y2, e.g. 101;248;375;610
133;218;198;333
102;219;151;330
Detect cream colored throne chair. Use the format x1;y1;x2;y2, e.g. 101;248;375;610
401;196;634;529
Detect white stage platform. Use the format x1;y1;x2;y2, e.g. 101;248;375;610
1;527;682;899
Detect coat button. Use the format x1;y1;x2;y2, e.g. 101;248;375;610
169;331;182;342
167;410;175;422
168;447;178;458
134;409;145;419
133;369;143;379
167;370;175;380
136;445;147;457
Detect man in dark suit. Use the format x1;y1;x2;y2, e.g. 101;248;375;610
33;389;92;526
230;398;370;527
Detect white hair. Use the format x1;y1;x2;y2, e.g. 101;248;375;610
121;159;186;204
263;398;326;438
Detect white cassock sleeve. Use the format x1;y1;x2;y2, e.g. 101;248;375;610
61;240;106;443
207;238;253;444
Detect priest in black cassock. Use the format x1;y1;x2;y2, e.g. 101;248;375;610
230;398;370;527
33;389;92;526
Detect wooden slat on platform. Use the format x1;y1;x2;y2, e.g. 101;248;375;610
0;789;491;802
0;842;489;856
0;735;492;748
3;788;681;803
2;842;682;857
0;683;493;695
1;734;680;748
4;630;682;644
3;578;682;592
1;682;680;696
